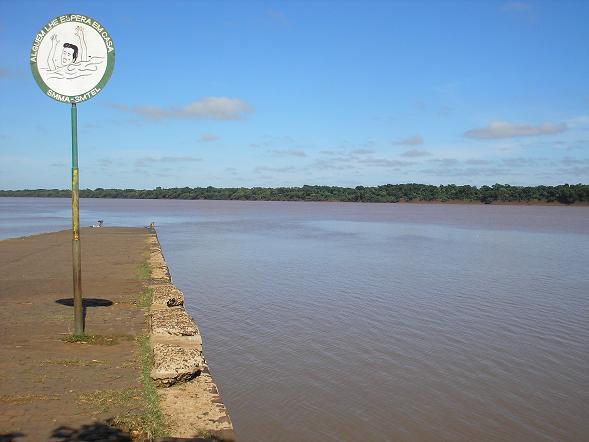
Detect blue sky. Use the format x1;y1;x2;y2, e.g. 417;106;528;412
0;0;588;189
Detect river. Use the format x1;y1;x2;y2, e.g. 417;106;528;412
1;197;588;441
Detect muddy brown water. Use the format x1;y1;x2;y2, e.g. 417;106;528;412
2;198;588;441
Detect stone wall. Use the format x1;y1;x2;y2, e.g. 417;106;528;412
147;231;235;441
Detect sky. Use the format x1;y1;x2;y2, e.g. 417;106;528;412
0;0;588;189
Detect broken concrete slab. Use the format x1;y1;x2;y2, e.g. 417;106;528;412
150;284;184;308
151;307;200;338
158;364;235;440
151;344;205;387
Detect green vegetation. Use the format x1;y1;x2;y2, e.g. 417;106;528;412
138;287;154;309
41;359;106;367
133;334;167;439
64;313;166;437
1;183;588;204
130;256;166;438
78;380;165;439
0;393;61;404
62;333;133;345
78;388;140;414
137;257;151;280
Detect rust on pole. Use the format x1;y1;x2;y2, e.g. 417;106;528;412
71;103;84;335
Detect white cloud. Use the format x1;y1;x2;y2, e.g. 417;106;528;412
182;98;251;120
199;133;219;143
272;149;306;157
420;166;515;177
96;158;113;168
309;159;356;171
392;135;423;146
350;149;375;155
465;159;492;165
567;115;589;128
358;158;416;168
135;156;202;167
561;157;589;166
501;157;539;167
249;135;296;149
254;166;296;173
428;158;460;167
465;121;567;139
112;97;253;121
400;149;431;158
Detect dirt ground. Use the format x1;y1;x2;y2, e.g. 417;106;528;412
0;228;149;441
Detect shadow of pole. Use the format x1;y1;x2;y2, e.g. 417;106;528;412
55;298;114;332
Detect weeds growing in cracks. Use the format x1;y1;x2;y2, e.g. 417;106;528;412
137;255;151;280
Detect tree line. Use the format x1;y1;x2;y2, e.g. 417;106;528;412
1;183;588;204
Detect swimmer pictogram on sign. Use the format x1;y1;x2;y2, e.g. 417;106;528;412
30;14;115;103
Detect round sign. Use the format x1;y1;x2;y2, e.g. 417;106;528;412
30;14;115;104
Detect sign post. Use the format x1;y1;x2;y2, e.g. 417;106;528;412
30;14;115;335
71;102;82;334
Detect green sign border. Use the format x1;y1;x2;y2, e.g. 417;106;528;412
30;13;115;104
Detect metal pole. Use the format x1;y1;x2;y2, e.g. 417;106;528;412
71;102;84;335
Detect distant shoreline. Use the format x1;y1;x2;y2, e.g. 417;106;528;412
1;195;588;207
1;183;588;206
392;199;589;206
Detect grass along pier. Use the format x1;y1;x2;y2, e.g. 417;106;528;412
0;227;234;441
